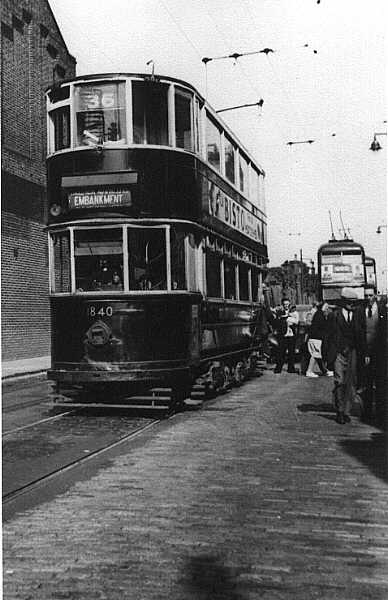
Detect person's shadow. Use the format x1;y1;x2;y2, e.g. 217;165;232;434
339;432;388;483
180;554;247;599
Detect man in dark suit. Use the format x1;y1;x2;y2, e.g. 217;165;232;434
360;289;387;423
331;287;367;424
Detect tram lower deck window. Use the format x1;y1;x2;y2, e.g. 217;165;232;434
52;231;71;292
127;228;167;290
74;229;123;291
206;251;221;298
224;259;236;300
239;263;250;301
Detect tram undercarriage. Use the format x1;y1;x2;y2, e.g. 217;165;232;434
49;347;264;412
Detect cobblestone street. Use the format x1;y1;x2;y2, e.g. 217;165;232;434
3;369;388;599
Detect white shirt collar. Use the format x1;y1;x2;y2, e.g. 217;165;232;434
365;302;378;316
342;308;352;321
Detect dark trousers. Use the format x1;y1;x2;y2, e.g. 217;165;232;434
275;336;296;372
361;353;377;420
333;348;357;416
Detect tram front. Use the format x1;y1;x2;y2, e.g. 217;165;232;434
46;74;204;402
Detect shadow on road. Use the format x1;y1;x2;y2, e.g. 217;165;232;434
181;554;247;600
297;402;335;414
339;432;388;483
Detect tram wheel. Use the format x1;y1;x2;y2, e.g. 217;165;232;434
221;365;233;392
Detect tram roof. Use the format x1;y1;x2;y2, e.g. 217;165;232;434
46;72;265;175
318;239;365;253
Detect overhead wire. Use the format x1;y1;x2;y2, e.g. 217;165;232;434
158;0;203;61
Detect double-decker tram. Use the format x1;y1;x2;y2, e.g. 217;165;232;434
317;238;366;301
365;256;377;293
46;72;268;410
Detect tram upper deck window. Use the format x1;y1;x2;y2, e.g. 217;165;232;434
74;229;123;292
175;88;193;151
239;153;249;194
127;228;167;290
250;167;259;209
224;136;235;183
74;82;126;146
206;115;221;171
51;106;70;151
132;81;169;145
51;231;71;292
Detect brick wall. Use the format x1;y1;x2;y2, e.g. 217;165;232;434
1;0;76;361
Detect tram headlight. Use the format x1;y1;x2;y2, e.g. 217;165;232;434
50;204;62;217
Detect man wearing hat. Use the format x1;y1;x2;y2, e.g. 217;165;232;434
330;287;367;424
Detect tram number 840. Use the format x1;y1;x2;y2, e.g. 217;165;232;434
88;305;113;318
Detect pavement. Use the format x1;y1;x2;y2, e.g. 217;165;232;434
3;368;388;599
1;356;50;383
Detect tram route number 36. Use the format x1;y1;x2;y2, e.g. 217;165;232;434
87;305;113;318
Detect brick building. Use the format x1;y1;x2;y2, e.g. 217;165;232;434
1;0;76;361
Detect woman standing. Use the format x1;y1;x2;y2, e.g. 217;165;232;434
306;302;330;377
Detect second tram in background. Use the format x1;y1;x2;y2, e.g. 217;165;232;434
365;256;377;293
317;237;366;301
45;72;269;409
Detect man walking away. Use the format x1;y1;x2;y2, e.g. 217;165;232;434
331;288;367;424
361;289;385;421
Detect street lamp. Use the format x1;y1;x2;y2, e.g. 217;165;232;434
370;132;387;151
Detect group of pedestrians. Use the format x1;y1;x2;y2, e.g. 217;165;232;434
267;288;386;425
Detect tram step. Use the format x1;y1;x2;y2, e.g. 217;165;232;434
190;389;206;397
128;395;171;406
149;387;173;395
184;398;203;409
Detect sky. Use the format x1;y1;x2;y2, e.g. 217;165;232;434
49;0;387;291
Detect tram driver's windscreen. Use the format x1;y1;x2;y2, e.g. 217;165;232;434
74;229;124;291
73;227;171;292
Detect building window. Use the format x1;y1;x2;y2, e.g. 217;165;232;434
224;136;235;183
51;106;70;151
206;115;221;171
132;81;168;145
75;82;126;146
206;250;222;297
175;88;193;150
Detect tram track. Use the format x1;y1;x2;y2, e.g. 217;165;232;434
3;418;162;505
2;409;78;437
